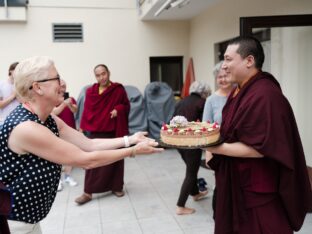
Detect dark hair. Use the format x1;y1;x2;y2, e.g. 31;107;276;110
227;36;264;69
94;64;109;73
63;92;69;99
8;62;19;76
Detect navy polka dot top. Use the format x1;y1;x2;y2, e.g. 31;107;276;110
0;105;62;224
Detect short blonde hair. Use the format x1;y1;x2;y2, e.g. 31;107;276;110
14;56;54;100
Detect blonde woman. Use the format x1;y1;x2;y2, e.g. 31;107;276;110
0;56;163;234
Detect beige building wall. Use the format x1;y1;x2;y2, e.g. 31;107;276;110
0;0;190;98
190;0;312;87
270;27;312;166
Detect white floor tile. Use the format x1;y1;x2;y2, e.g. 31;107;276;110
40;149;312;234
101;220;142;234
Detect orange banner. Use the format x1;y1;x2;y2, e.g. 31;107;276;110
181;58;195;98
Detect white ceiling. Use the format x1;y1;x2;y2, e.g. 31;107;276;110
140;0;220;21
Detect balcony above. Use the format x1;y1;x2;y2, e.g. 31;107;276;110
138;0;219;21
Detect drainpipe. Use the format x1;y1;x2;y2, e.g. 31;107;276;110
4;0;9;18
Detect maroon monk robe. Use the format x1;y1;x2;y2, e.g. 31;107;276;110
208;71;312;233
58;97;76;129
80;82;130;193
80;82;130;135
0;182;11;234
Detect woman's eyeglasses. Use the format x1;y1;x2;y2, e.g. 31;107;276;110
29;76;61;90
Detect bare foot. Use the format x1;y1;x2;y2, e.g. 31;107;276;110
176;206;195;215
193;190;208;201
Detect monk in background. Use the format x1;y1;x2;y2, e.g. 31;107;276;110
206;36;312;233
76;64;130;204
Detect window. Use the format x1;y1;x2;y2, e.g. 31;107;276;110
0;0;28;7
150;56;183;96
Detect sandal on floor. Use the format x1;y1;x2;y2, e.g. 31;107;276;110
112;191;125;197
75;194;92;205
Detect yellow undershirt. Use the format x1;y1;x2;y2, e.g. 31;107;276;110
98;82;111;95
98;86;105;95
233;74;256;97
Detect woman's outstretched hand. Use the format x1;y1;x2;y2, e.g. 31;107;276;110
129;131;152;145
132;140;164;156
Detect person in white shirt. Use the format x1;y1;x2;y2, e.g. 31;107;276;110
0;62;20;126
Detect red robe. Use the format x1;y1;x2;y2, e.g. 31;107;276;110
208;71;312;233
58;97;76;129
80;82;130;193
80;82;130;136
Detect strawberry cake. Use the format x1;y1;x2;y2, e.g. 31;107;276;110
160;116;220;147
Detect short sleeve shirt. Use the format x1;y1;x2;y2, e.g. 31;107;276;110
202;93;228;124
0;105;61;224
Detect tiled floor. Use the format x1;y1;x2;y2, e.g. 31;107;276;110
41;149;312;234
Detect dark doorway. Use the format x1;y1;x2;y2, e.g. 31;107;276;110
239;14;312;36
150;56;183;96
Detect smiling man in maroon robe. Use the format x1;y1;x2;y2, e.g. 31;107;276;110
75;64;130;205
206;37;312;233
